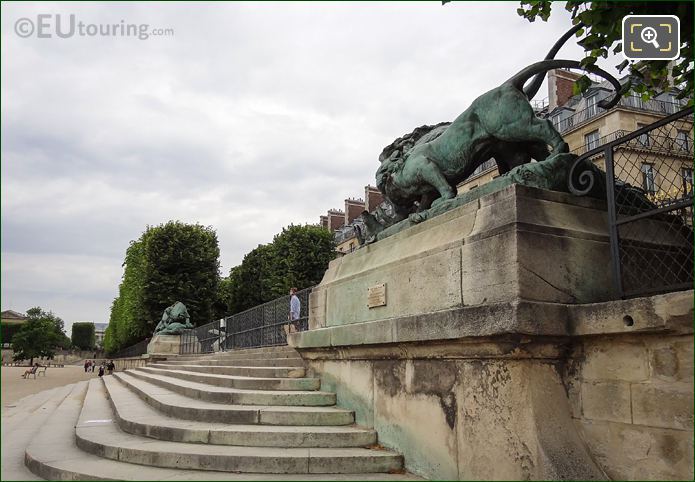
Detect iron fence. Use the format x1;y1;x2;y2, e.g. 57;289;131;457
555;97;689;134
569;106;694;298
111;338;149;359
180;287;313;355
571;128;695;159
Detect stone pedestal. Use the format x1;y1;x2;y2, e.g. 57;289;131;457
147;334;182;355
290;185;694;481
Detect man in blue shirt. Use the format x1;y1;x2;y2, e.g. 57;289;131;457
287;287;301;334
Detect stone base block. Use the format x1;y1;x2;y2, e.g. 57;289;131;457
309;184;689;330
147;334;182;355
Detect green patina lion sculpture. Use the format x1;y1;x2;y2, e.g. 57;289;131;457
154;301;194;335
375;59;621;220
362;25;626;240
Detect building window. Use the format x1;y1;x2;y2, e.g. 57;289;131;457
627;94;644;109
676;130;690;151
585;130;600;151
641;163;656;193
637;123;650;147
472;158;496;176
682;168;693;195
551;115;560;129
661;96;676;114
586;94;599;117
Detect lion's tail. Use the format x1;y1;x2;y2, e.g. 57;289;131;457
523;23;584;100
507;59;623;109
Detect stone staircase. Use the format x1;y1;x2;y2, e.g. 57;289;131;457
13;346;417;480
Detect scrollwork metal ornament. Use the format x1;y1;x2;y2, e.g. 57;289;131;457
567;155;596;196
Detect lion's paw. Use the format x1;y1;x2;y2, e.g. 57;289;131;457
408;212;428;224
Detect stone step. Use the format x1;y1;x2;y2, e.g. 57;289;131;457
174;346;299;361
150;362;306;378
103;376;376;447
23;380;415;481
138;366;320;391
163;357;305;367
222;345;299;355
211;351;302;360
2;384;76;481
114;372;354;425
78;380;403;474
128;368;334;406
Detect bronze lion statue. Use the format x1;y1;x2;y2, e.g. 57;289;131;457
154;301;193;335
362;26;624;239
377;59;620;217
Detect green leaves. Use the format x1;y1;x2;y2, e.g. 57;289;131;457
71;322;96;350
12;309;67;363
219;224;336;315
104;221;221;354
517;1;693;101
572;75;593;96
517;1;553;22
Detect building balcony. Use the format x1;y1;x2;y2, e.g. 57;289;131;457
554;97;691;135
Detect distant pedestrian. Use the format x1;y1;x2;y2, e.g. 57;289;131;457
107;360;115;375
84;360;90;373
98;363;105;378
91;360;96;372
21;363;40;379
285;287;301;335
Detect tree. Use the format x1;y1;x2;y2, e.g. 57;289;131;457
141;221;220;329
107;239;148;350
268;224;336;297
71;322;96;350
104;221;221;354
232;243;276;312
12;317;63;365
218;225;336;315
516;1;693;103
25;307;71;348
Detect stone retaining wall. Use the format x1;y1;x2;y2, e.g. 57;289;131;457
295;290;694;480
564;333;693;480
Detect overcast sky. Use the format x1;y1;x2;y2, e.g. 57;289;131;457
1;2;623;335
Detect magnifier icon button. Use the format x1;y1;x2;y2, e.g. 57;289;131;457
641;27;660;48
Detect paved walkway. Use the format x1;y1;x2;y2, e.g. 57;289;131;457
2;366;97;414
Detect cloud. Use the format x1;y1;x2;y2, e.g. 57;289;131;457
1;2;622;326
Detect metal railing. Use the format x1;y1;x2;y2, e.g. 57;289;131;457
569;106;694;298
335;225;358;245
179;287;313;355
111;338;149;359
571;129;695;158
555;97;689;134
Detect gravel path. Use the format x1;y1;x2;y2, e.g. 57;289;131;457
2;366;101;413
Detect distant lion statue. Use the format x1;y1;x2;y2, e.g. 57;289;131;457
154;301;193;335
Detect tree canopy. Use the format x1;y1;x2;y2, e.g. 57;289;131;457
12;307;69;364
105;221;334;353
25;307;71;348
517;1;693;103
71;322;96;350
219;224;335;315
104;221;220;354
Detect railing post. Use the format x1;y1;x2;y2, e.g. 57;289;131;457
604;147;624;298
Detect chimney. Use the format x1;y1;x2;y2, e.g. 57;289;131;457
344;198;364;225
327;209;345;231
365;185;384;213
548;69;583;111
319;215;328;229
